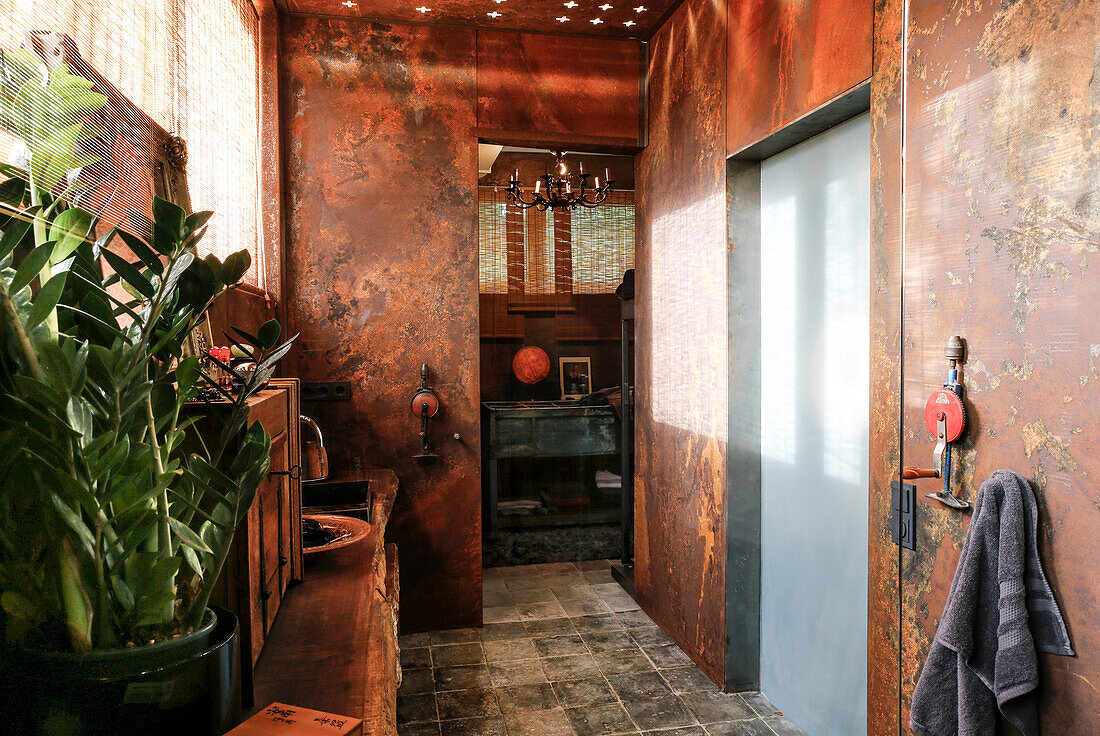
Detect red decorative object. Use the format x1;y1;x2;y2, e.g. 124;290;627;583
513;346;550;384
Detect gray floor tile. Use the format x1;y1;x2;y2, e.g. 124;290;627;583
739;692;779;718
582;570;616;583
603;596;642;613
705;719;774;736
622;696;697;731
520;601;570;621
525;617;577;637
607;672;672;701
563;597;613;617
614;610;655;629
507;575;550;591
439;715;507;736
538;562;580;575
660;666;721;694
582;630;638;653
398;721;441;736
573;614;625;633
554;585;600;602
513;587;559;604
397;693;438;724
594;649;656;676
434;664;492;692
484;590;514;607
432;643;485;668
643;644;695;669
436;688;500;720
542;653;603;681
400;668;436;695
679;692;755;724
576;560;612;571
552;676;619;708
496;682;559;714
402;647;432;669
431;628;480;646
484;637;539;663
400;632;431;648
484;605;523;623
629;626;675;648
535;634;589;657
489;659;549;687
761;715;804;735
565;703;637;736
592;583;625;598
481;621;528;641
505;707;578;736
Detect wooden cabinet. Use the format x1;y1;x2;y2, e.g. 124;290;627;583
252;471;400;734
197;379;302;700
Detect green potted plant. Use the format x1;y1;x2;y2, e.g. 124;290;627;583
0;44;292;735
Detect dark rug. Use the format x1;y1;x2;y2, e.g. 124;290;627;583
483;523;622;568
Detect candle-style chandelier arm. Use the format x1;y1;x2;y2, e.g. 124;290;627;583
504;150;615;211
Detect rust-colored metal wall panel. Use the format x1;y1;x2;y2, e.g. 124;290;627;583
872;0;1100;731
280;16;483;632
476;31;642;150
725;0;873;156
634;0;728;686
866;0;903;730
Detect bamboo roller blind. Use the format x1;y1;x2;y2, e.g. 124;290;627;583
0;0;263;288
479;186;635;298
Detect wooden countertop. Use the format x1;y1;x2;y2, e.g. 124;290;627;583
251;469;399;730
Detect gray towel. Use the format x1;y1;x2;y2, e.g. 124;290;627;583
910;470;1073;736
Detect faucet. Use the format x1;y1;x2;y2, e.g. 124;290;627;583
300;415;329;482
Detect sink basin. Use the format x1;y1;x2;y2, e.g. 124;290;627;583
302;478;372;523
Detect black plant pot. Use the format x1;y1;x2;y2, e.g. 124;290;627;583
0;606;242;736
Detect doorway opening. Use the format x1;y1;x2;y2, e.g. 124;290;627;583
477;145;636;569
728;111;870;734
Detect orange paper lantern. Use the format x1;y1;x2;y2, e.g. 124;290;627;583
513;346;550;384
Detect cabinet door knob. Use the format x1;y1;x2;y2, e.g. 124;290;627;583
261;588;272;601
280;556;288;567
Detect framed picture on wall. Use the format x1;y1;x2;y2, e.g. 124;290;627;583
559;357;592;400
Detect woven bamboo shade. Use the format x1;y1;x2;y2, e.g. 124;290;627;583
478;186;635;300
0;0;263;287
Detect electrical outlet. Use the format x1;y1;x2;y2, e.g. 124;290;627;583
301;381;352;402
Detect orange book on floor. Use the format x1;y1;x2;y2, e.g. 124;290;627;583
227;703;363;736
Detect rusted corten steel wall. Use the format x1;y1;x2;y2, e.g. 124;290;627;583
634;0;729;685
476;32;642;152
280;17;483;632
866;0;904;730
865;0;1100;731
725;0;873;156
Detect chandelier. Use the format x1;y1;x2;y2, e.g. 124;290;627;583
506;150;615;211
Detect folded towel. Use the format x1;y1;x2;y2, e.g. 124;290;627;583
910;470;1073;736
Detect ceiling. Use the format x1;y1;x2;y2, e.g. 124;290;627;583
281;0;679;39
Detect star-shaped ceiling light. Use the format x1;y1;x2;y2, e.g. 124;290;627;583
415;5;430;11
623;19;635;26
599;3;613;9
487;10;501;16
590;17;603;23
564;1;578;7
556;15;571;21
340;0;356;6
634;4;648;11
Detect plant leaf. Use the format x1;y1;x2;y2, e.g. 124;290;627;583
100;248;155;299
10;241;54;292
24;272;67;329
167;517;213;555
48;207;94;263
257;319;281;349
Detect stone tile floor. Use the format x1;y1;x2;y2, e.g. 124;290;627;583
398;560;805;736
